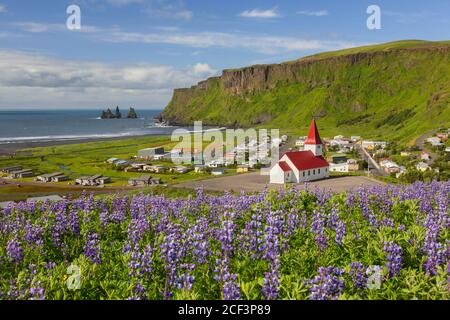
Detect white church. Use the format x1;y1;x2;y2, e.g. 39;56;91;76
270;118;330;184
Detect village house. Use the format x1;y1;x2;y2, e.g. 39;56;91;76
171;147;202;164
172;165;189;174
330;162;349;173
295;139;305;147
379;160;400;174
206;159;225;168
351;136;361;142
129;163;147;170
106;158;120;164
36;172;68;183
270;118;329;184
0;165;22;174
144;165;168;173
194;165;207;173
445;147;450;153
114;160;129;168
426;137;443;147
362;141;387;151
52;174;69;182
436;133;448;141
330;158;359;173
420;152;431;161
416;162;430;172
128;175;152;187
9;169;35;179
152;152;171;161
211;168;225;176
236;164;249;173
400;151;411;157
75;174;111;186
347;159;359;171
331;155;348;163
138;147;166;160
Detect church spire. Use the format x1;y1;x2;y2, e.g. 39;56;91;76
304;117;323;145
303;117;323;156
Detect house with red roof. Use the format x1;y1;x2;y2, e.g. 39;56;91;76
270;118;329;184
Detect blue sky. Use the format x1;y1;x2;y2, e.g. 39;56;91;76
0;0;449;109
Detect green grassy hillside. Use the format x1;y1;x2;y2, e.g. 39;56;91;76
161;40;450;144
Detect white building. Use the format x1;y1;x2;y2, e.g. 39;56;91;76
330;163;349;173
416;162;430;172
270;118;329;184
426;137;442;146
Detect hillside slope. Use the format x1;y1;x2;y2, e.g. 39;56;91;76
160;40;450;143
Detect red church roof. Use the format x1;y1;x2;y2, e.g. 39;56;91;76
304;118;323;145
284;151;329;170
278;161;292;172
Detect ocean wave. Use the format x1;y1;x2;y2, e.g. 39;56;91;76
0;132;147;144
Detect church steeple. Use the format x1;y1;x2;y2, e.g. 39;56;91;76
304;117;323;156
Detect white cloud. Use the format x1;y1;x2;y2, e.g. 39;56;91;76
12;21;359;55
106;0;144;6
191;63;216;75
12;22;103;33
143;0;193;20
240;8;280;18
102;30;357;54
0;4;6;13
173;9;193;20
298;10;328;17
0;50;218;108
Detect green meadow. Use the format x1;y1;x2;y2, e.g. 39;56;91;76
0;135;237;201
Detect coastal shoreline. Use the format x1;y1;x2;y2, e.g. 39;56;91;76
0;126;227;156
0;133;172;156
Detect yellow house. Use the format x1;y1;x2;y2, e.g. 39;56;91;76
236;165;249;173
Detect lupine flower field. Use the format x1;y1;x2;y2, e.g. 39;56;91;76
0;181;449;300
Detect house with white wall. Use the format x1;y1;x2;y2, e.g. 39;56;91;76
270;118;329;184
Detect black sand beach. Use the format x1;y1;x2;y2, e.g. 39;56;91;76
0;134;170;156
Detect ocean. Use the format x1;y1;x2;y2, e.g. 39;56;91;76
0;109;177;145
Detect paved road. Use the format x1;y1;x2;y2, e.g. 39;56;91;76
173;172;385;193
415;130;439;164
354;143;387;176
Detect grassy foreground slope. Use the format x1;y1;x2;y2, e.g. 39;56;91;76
161;40;450;144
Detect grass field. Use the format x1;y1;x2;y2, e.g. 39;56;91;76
0;135;240;201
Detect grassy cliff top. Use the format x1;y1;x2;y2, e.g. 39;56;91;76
224;40;450;72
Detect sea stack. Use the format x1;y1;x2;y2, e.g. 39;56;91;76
127;107;138;119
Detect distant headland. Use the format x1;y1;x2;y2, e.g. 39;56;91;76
101;106;138;119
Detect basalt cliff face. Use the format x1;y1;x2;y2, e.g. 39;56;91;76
160;40;450;142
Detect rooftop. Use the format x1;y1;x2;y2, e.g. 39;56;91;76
284;151;329;170
304;118;323;145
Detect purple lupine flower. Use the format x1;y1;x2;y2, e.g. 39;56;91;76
306;267;345;300
334;220;346;245
422;241;443;276
348;262;367;290
7;234;23;264
29;282;45;300
262;257;280;300
383;241;402;278
84;233;102;264
215;211;241;300
310;209;329;251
